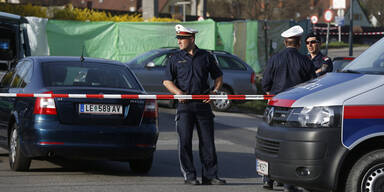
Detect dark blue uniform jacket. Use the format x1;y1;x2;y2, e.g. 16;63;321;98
310;52;333;76
262;47;316;95
164;48;223;94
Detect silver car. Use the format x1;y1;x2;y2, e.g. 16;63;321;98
126;48;257;111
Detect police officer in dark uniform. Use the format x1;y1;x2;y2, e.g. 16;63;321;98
305;32;333;76
262;25;316;95
163;24;226;185
261;25;316;192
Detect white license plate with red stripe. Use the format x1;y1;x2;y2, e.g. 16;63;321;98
256;159;268;176
79;104;123;114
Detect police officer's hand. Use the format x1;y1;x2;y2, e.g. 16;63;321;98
203;90;216;104
177;91;187;104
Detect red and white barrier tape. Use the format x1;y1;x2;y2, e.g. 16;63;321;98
318;32;384;36
0;93;274;100
313;26;338;30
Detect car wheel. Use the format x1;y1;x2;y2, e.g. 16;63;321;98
129;156;153;174
345;149;384;192
211;87;232;112
9;123;31;171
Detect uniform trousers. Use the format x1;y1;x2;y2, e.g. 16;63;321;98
176;101;218;180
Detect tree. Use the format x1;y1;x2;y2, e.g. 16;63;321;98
206;0;322;21
362;0;384;26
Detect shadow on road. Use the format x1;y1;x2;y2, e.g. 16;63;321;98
27;158;135;176
151;149;259;179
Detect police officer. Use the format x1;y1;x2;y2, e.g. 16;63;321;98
261;25;316;192
262;25;316;95
305;32;333;76
163;24;226;185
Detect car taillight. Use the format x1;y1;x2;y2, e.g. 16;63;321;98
143;99;158;119
33;91;57;115
251;71;256;84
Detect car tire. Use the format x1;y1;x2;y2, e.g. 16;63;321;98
211;87;232;112
8;123;31;171
129;156;153;174
345;149;384;192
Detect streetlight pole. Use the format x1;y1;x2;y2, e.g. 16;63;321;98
348;0;354;56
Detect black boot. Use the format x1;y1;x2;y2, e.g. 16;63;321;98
184;179;200;185
202;177;226;185
263;180;273;190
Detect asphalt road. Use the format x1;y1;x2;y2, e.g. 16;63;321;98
0;107;284;192
327;46;368;58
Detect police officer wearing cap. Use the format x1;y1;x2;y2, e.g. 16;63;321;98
163;24;226;185
305;32;333;76
262;25;316;95
261;25;316;192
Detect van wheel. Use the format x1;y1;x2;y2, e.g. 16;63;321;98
9;123;31;171
129;156;153;174
345;149;384;192
211;87;232;112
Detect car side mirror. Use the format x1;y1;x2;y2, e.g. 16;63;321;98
145;62;155;68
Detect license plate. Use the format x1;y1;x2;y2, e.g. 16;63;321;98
79;104;123;114
256;159;268;176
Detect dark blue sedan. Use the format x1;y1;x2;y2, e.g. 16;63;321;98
0;56;159;173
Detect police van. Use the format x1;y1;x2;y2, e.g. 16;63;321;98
0;11;31;71
255;37;384;192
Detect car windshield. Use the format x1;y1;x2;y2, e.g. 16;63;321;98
128;50;164;66
343;38;384;75
42;61;141;89
333;59;352;72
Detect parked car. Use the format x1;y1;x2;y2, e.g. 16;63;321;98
0;11;31;71
0;56;158;173
332;56;355;72
126;48;257;111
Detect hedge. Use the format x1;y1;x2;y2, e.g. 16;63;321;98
0;3;179;22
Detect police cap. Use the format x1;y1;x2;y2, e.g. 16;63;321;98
175;24;198;39
281;25;304;38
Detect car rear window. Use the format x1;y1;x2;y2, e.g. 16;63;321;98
42;61;141;89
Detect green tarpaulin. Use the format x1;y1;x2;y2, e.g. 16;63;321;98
216;22;234;53
246;21;259;73
45;19;264;73
47;19;216;63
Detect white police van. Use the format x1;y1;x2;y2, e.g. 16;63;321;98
255;37;384;192
0;11;31;71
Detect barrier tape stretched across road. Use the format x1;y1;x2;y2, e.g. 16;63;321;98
0;93;274;100
318;31;384;36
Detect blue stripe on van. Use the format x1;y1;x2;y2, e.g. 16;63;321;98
343;118;384;148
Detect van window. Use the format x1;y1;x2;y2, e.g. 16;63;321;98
0;12;31;70
343;38;384;74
